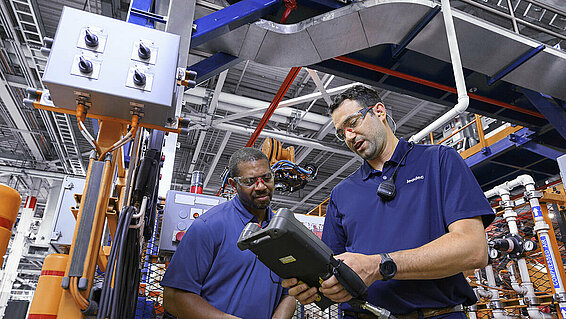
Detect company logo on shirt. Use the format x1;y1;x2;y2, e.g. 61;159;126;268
406;175;424;184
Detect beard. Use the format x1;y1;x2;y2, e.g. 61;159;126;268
251;190;272;209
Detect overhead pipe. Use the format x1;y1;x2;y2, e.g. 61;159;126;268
184;87;330;131
409;0;468;143
184;82;362;128
213;122;355;157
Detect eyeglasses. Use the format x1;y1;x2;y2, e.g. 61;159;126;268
233;172;274;187
334;105;375;141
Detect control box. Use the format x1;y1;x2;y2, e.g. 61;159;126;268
159;190;227;253
50;176;86;252
42;7;181;127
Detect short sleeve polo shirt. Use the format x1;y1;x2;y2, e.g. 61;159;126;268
160;196;286;318
322;138;494;315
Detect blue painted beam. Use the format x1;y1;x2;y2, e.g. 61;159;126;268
127;0;155;28
521;141;564;161
191;0;281;48
392;6;441;59
129;8;167;25
186;53;242;88
465;127;535;167
301;0;344;11
487;45;544;86
522;88;566;140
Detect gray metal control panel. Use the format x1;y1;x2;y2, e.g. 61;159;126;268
50;176;86;252
42;7;181;127
159;190;227;254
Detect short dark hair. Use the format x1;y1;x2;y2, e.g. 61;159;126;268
329;85;382;114
229;147;269;178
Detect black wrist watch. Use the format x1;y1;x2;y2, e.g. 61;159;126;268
379;253;397;281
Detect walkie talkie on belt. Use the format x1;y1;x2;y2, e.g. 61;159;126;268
237;208;397;319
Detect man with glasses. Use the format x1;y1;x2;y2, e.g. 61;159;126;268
283;85;494;319
162;148;296;319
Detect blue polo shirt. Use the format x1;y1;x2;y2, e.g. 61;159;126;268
323;138;494;315
160;196;286;318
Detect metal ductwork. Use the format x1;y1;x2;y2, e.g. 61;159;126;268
197;0;566;101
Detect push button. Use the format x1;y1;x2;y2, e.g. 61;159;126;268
175;231;185;242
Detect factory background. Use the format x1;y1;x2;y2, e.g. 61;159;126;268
0;0;564;317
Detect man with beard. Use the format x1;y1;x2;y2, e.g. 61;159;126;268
161;148;296;319
283;85;494;318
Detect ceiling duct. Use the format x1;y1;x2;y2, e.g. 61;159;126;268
197;0;566;101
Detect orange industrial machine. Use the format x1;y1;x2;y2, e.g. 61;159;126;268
0;184;21;265
23;5;195;318
261;137;295;166
260;138;317;193
27;254;68;319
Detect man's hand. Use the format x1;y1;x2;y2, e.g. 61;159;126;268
282;252;380;304
319;252;379;303
281;278;319;305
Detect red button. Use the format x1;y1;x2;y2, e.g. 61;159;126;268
175;231;186;242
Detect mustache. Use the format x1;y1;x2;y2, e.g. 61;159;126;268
254;190;271;197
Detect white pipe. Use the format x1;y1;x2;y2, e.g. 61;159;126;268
487;174;566;316
213;122;356;157
184;92;325;131
185;83;360;129
527;307;555;319
409;0;469;143
474;270;492;298
507;263;528;295
485;265;501;304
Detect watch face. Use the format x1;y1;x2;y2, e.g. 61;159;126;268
382;262;396;275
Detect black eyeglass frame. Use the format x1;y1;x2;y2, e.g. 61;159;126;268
334;104;376;141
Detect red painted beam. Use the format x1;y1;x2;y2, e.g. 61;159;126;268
334;56;545;119
246;66;302;147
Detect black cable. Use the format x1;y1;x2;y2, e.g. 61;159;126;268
110;207;135;318
98;208;124;318
97;206;129;319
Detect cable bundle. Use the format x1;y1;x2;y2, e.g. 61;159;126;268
97;206;141;319
271;160;314;175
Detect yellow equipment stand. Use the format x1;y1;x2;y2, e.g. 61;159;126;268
28;254;69;319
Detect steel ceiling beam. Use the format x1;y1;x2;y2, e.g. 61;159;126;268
210;82;360;125
246;66;302;147
189;70;228;173
521;88;566;140
396;100;429;129
203;131;231;189
0;80;43;160
213;122;354;157
294;72;336;164
0;165;67;180
296;120;336;164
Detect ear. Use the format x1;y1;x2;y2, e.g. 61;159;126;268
374;102;387;121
